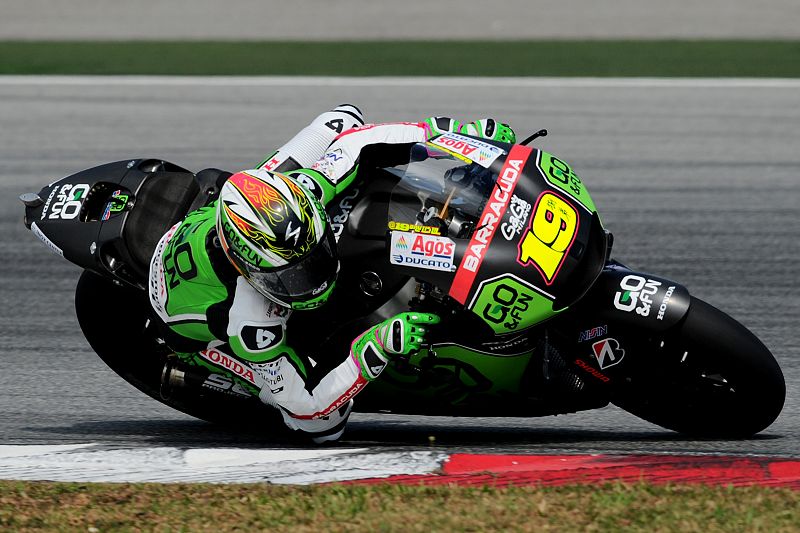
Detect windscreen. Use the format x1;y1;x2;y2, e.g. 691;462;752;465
387;143;502;242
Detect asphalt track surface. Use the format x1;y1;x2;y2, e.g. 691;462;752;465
1;77;798;459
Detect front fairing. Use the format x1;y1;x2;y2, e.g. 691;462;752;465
386;133;608;334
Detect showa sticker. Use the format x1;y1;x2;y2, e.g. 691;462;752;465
390;231;456;272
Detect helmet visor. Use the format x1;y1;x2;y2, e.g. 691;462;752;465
244;226;338;303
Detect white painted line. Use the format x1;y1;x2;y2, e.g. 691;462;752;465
1;75;800;89
183;448;365;468
0;444;446;484
0;443;96;458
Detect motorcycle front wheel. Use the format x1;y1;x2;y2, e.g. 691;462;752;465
613;297;785;438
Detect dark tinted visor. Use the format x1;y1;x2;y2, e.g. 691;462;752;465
245;227;338;302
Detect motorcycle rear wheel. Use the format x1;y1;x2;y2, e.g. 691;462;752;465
74;270;284;431
613;297;785;438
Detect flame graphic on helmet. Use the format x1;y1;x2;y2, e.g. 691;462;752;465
225;172;318;263
235;174;286;224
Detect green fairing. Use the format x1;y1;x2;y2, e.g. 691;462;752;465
373;345;533;406
537;151;597;212
470;276;563;335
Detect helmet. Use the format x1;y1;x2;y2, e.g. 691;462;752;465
216;169;337;310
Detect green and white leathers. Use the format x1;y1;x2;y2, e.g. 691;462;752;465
147;106;515;442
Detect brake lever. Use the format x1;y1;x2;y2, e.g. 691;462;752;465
519;129;548;146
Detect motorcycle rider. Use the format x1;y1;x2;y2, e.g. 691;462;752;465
148;105;516;442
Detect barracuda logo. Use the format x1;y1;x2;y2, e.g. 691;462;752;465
463;158;523;273
449;145;532;305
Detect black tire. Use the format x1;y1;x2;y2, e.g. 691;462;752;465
74;270;284;431
613;297;785;438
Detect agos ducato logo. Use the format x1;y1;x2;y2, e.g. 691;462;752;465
613;275;661;317
390;231;455;272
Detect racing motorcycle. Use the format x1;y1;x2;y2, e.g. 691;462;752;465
20;130;785;438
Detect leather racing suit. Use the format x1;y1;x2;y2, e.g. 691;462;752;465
148;105;514;442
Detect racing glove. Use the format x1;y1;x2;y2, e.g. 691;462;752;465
423;117;516;143
350;312;440;381
423;116;465;139
460;119;516;143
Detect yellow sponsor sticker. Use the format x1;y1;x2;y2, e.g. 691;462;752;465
388;221;442;235
517;192;579;285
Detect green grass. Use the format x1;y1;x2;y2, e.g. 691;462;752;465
1;40;799;76
0;480;798;531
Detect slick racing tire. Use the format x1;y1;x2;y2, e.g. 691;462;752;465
74;270;286;434
613;297;785;438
